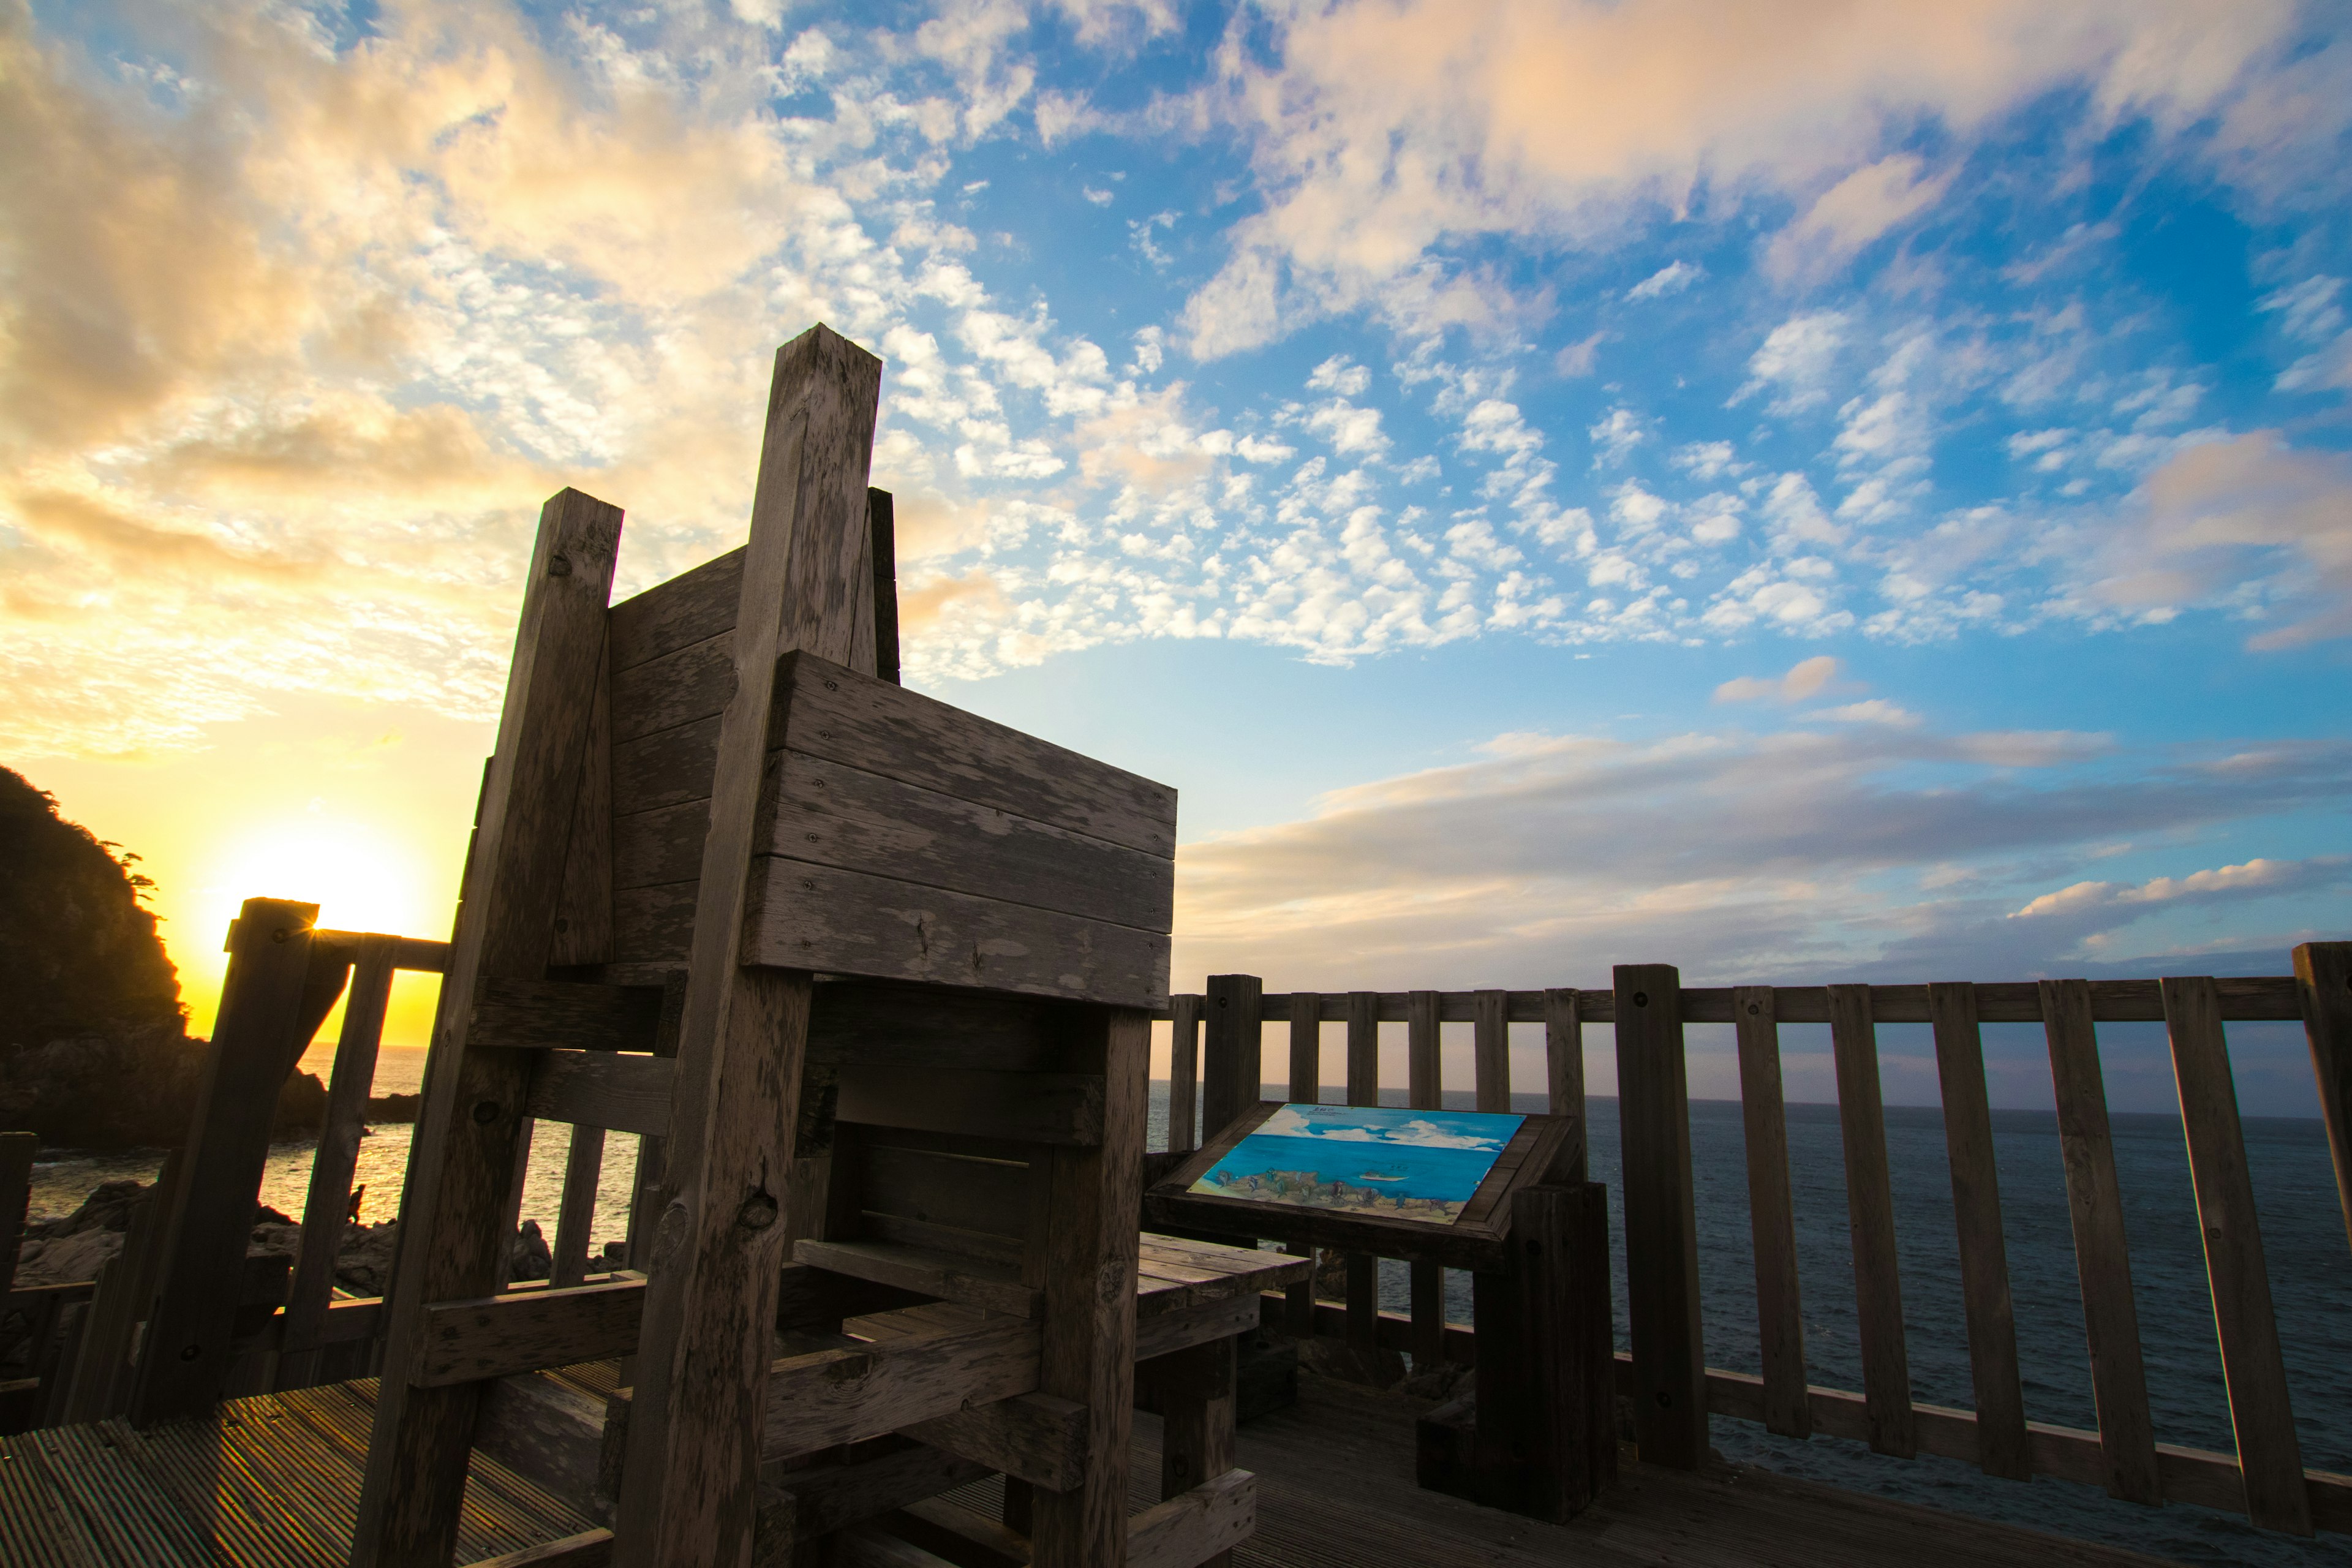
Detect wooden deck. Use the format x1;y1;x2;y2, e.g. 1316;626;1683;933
0;1369;2187;1567
0;1380;592;1566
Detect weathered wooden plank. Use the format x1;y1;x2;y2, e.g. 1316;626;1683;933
282;937;396;1384
2164;974;2310;1534
1128;1468;1254;1568
413;1278;646;1386
1202;976;1264;1144
1732;986;1808;1441
473;1369;612;1515
1407;989;1444;1366
837;1525;960;1567
1284;992;1322;1331
769;746;1173;932
552;1126;607;1291
1927;981;2029;1482
551;630;616;967
1344;990;1380;1352
1157;1337;1237;1567
2042;977;2162;1506
615;326;884;1567
1828;982;1914;1459
2296;941;2352;1253
758;1440;994;1546
130;899;337;1423
1542;989;1583;1165
464;1529;616;1568
793;1238;1042;1319
750;858;1170;1011
472;978;665;1053
1472;990;1509;1113
609;546;744;673
355;486;625;1568
1169;993;1201;1154
856;1140;1033;1243
1030;1009;1147;1568
869;488;901;685
837;1066;1104;1147
756;1315;1040;1460
523;1050;676;1139
776;650;1176;859
1614;963;1705;1470
902;1390;1088;1491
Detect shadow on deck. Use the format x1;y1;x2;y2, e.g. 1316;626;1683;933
0;1370;2183;1567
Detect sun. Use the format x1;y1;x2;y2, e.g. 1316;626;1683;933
194;807;435;945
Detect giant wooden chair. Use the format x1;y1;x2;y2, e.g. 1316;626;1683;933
351;325;1245;1567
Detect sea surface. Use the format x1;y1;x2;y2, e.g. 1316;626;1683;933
22;1055;2351;1565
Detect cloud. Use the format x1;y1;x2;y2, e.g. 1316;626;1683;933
1177;0;2305;355
1734;311;1847;410
1763;154;1953;283
1174;718;2352;989
2093;432;2352;647
1714;655;1841;704
1625;260;1704;300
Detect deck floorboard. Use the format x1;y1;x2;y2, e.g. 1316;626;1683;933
3;1370;2188;1566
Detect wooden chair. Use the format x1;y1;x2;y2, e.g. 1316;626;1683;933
352;324;1258;1568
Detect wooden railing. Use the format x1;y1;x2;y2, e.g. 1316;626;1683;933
1163;944;2352;1539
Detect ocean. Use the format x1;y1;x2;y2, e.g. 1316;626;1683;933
21;1055;2350;1566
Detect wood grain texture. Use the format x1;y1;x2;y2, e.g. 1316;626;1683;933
551;631;615;967
793;1238;1043;1319
1202;976;1264;1145
2294;942;2352;1253
773;649;1174;858
1029;1009;1147;1568
761;1442;994;1546
766;745;1172;932
869;488;901;685
524;1050;676;1138
619;326;880;1568
1407;989;1444;1366
1542;990;1584;1174
1344;990;1381;1352
1827;983;1913;1459
1287;994;1321;1104
1731;986;1808;1441
902;1390;1089;1491
1613;963;1706;1471
1126;1469;1254;1568
1472;990;1509;1113
471;978;666;1054
750;856;1170;1011
609;546;743;673
1157;1337;1238;1568
1927;981;2029;1481
2041;978;2161;1506
552;1126;607;1290
837;1066;1104;1147
2163;975;2310;1534
414;1278;646;1385
759;1315;1041;1460
1168;993;1200;1154
281;936;396;1381
356;486;625;1568
130;899;330;1424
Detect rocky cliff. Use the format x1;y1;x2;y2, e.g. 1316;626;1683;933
0;767;330;1150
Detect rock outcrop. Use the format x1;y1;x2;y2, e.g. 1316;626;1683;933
0;767;331;1150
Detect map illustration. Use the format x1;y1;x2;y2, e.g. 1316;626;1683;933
1188;1104;1524;1225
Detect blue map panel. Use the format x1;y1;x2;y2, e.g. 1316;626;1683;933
1188;1103;1524;1225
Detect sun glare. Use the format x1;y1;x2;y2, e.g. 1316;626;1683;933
195;812;432;944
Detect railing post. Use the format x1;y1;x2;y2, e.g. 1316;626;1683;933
0;1132;33;1305
1166;993;1202;1154
2294;941;2352;1251
129;897;348;1424
1614;963;1705;1469
1201;974;1263;1143
1407;990;1444;1366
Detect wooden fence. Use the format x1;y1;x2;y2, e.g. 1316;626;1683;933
1164;945;2352;1538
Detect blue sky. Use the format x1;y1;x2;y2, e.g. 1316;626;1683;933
4;1;2350;1112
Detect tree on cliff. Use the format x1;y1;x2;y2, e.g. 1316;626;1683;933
0;766;185;1050
0;767;328;1148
